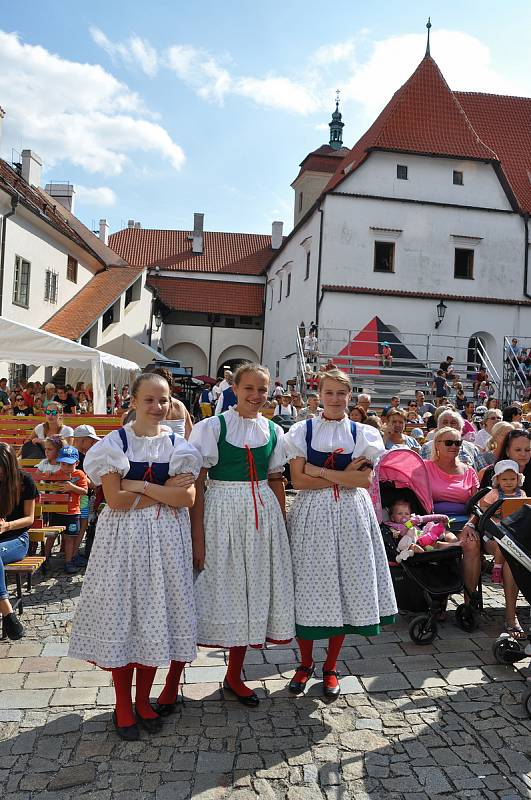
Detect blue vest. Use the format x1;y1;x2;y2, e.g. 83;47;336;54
221;386;237;412
304;419;357;470
118;427;175;483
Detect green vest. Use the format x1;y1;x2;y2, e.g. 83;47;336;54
208;414;277;481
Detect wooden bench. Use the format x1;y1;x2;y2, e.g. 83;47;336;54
0;414;122;450
2;530;47;638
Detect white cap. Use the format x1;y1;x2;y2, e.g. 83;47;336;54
73;424;100;441
493;459;519;477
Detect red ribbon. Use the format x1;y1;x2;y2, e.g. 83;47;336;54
323;448;343;502
245;445;264;530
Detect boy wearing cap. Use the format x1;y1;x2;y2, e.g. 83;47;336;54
52;446;89;574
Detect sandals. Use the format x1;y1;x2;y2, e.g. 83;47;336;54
504;621;528;641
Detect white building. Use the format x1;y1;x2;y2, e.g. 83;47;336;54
263;50;531;385
109;214;283;377
0;120;153;380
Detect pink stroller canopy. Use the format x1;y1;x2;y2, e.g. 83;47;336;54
371;449;433;522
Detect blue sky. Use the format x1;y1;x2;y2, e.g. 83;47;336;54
1;1;531;237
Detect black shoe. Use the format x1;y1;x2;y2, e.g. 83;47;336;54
222;679;260;707
134;710;163;733
3;612;25;641
151;697;183;717
112;711;140;741
288;663;315;695
322;670;341;699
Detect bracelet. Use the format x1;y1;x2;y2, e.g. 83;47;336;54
130;494;142;511
464;522;476;531
143;480;149;494
319;467;326;478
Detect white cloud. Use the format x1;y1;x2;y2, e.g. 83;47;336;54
235;76;317;114
0;31;184;175
313;40;356;65
166;45;232;104
90;26;158;77
75;184;117;207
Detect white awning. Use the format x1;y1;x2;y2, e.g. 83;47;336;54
0;316;139;413
98;334;169;369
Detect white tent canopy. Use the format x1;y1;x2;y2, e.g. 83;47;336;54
98;334;169;369
0;317;139;414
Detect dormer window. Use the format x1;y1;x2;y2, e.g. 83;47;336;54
396;164;408;180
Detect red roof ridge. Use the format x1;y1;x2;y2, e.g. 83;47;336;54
455;90;531;101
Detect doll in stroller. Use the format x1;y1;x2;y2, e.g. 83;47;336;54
372;449;482;644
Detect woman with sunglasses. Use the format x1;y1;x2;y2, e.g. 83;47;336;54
476;429;531;639
475;409;504;452
12;395;32;416
30;402;74;450
424;427;481;599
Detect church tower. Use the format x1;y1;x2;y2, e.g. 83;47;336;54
291;96;349;227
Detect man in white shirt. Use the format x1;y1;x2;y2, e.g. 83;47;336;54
219;369;232;393
303;331;319;364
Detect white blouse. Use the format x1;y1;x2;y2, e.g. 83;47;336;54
83;423;202;486
35;423;74;440
189;408;286;474
284;415;384;463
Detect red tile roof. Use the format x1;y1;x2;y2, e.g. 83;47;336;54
109;228;274;276
42;266;145;340
0;159;105;265
455;92;531;214
325;55;504;193
322;284;531;307
294;145;350;182
149;276;264;316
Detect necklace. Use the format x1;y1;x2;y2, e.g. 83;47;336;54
321;413;346;422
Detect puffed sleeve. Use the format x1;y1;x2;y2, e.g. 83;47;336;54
82;431;130;485
353;423;385;462
188;417;221;469
169;439;203;479
268;423;287;474
283;420;309;462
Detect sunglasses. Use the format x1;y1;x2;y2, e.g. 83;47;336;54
45;409;59;416
16;397;23;401
442;439;462;447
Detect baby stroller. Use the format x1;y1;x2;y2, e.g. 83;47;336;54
468;491;531;717
372;449;481;644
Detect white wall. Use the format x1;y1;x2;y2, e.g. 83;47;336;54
1;204;99;326
340;151;512;211
262;212;321;381
163;323;262;376
97;273;152;348
292;171;331;226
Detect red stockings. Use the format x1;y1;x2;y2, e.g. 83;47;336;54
323;634;345;690
111;665;135;727
157;660;185;705
225;646;254;697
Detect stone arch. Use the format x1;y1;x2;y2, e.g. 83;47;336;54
166;342;208;375
216;345;260;376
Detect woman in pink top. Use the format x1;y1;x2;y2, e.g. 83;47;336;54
424;426;480;599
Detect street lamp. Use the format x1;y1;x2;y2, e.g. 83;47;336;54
434;299;447;329
154;308;163;331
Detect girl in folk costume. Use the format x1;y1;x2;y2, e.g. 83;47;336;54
189;364;295;707
284;369;397;699
69;373;202;740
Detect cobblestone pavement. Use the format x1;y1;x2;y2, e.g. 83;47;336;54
1;559;530;800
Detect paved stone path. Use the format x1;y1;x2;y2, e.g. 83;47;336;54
1;561;530;799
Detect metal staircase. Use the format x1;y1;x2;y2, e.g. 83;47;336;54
295;327;503;407
502;337;530;406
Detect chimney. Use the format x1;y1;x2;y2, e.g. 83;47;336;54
192;212;204;255
99;218;109;245
45;182;75;213
134;221;141;229
271;220;283;250
21;149;43;187
127;219;135;228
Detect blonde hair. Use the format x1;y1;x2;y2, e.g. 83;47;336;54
319;369;352;392
233;363;270;386
43;401;64;437
431;426;461;460
387;407;407;420
487;421;514;451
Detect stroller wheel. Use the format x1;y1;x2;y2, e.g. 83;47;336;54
523;686;531;718
409;614;437;645
455;603;477;632
492;634;525;665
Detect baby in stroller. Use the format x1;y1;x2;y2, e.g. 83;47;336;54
388;498;459;562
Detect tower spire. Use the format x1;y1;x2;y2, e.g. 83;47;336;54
425;17;432;56
328;90;344;150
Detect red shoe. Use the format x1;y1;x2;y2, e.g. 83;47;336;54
491;564;503;584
